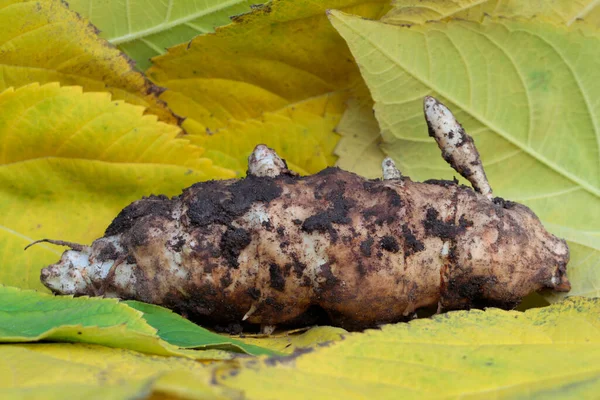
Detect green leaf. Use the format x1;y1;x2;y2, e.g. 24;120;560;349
0;285;274;357
124;300;277;356
211;298;600;399
66;0;255;71
329;12;600;300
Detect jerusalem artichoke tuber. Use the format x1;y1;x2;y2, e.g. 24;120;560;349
38;97;570;330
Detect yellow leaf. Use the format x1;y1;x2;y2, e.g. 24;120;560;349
148;0;391;131
212;298;600;399
0;83;234;291
0;0;176;123
329;12;600;300
233;326;347;354
189;93;346;176
334;96;386;179
146;0;392;173
382;0;600;26
0;343;227;399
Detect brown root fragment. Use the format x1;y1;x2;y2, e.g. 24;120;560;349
25;239;89;252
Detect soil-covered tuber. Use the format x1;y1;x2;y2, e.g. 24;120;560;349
38;97;570;331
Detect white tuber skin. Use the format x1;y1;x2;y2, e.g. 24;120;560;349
247;144;293;178
382;157;402;180
38;97;570;331
424;96;493;199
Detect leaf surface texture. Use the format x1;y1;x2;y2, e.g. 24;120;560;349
0;286;273;357
66;0;254;70
0;83;233;290
0;0;176;122
213;298;600;399
382;0;600;26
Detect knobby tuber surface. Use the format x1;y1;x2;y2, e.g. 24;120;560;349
39;97;570;331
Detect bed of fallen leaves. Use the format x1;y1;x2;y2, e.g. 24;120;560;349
0;0;598;398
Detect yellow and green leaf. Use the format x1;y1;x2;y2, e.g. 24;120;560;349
329;11;600;300
213;298;600;399
144;0;393;173
3;298;600;398
0;286;275;357
334;96;386;179
148;0;391;131
66;0;255;71
0;0;176;123
0;344;227;400
233;326;347;354
382;0;600;26
189;92;346;176
0;83;233;291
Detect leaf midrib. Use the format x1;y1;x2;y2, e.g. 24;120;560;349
335;15;600;198
110;0;246;45
0;225;62;255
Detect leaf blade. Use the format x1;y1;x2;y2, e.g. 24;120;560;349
0;83;233;290
66;0;255;70
0;285;274;357
212;298;600;399
0;0;176;122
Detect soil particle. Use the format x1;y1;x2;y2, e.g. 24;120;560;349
214;323;243;335
360;237;374;257
402;225;425;256
129;217;168;247
247;288;261;300
319;263;339;288
104;195;171;237
220;270;233;288
220;227;252;268
423;208;470;240
265;297;284;312
290;255;307;278
269;263;286;292
96;242;117;262
185;176;283;228
493;197;517;209
360;182;404;226
424;178;459;187
356;261;367;277
302;182;353;243
168;236;186;252
262;220;274;231
380;236;400;253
